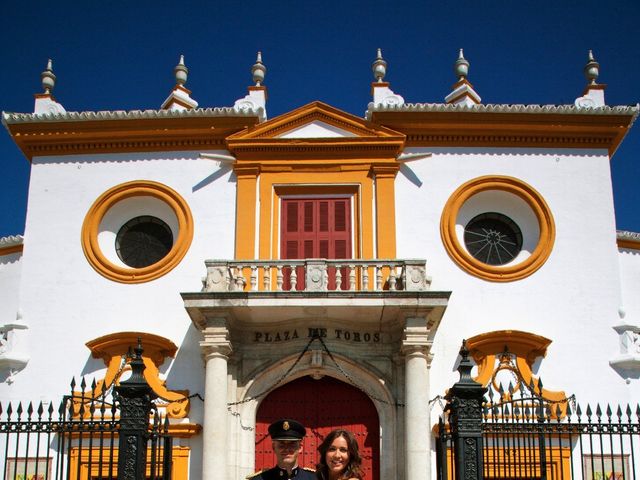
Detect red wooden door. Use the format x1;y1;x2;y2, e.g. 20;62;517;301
281;198;351;290
255;376;379;480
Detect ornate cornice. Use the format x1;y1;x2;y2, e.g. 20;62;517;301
617;230;640;250
0;234;24;255
2;108;261;160
368;103;638;155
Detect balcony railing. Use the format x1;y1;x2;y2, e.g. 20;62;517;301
202;259;431;293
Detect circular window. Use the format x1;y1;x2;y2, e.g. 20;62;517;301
116;216;174;268
81;181;193;283
464;212;523;266
441;176;555;282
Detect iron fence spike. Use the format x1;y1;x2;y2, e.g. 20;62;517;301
566;402;572;418
596;404;602;420
6;402;12;418
555;403;562;418
576;403;583;417
606;404;612;420
37;401;44;418
0;403;3;418
626;404;632;420
80;376;87;392
616;405;623;421
508;381;514;394
16;402;23;418
70;376;76;390
636;404;640;421
586;404;593;418
27;401;34;418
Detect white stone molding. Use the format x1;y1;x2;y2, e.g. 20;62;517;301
444;81;482;106
610;308;640;377
161;85;199;111
233;88;267;121
34;95;66;115
0;310;29;384
371;83;405;108
575;87;605;109
305;260;329;291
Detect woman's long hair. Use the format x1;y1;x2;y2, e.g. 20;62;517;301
316;429;364;480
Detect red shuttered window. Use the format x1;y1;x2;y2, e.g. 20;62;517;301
281;198;352;290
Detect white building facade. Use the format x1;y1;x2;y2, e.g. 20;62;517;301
1;51;639;480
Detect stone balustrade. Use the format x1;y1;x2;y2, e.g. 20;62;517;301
202;259;431;293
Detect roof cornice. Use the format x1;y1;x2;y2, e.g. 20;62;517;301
368;103;639;155
0;234;24;255
2;108;262;160
617;230;640;250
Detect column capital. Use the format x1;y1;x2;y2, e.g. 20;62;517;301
200;316;233;359
401;315;432;357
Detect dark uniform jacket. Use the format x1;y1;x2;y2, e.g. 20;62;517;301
248;466;316;480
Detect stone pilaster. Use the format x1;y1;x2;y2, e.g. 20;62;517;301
200;316;232;480
401;314;433;480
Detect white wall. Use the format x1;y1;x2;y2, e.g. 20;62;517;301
0;150;236;413
0;251;22;325
394;147;638;406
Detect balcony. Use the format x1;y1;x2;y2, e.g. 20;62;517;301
183;259;450;327
202;258;431;292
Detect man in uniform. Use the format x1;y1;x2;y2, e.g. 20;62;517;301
248;419;316;480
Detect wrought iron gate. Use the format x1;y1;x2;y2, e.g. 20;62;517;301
0;342;173;480
437;341;640;480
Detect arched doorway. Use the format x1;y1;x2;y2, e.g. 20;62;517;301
255;376;380;480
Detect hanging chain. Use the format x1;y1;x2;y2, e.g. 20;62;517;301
315;335;405;407
226;333;404;409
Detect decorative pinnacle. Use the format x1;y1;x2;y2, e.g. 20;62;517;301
372;48;387;82
252;51;266;86
174;54;188;86
584;50;600;85
454;49;470;81
41;59;56;94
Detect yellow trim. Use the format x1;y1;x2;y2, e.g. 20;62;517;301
442;446;571;479
0;244;23;256
370;109;635;156
69;446;190;480
230;102;403;275
440;175;555;282
618;238;640;250
466;330;567;416
81;180;194;284
6;116;257;160
79;332;191;419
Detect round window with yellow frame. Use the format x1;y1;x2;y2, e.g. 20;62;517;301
440;176;555;282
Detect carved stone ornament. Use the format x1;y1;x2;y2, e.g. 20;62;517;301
305;262;328;291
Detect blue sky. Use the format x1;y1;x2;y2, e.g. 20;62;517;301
1;1;638;237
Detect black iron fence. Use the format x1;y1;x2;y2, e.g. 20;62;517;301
0;342;172;480
437;342;640;480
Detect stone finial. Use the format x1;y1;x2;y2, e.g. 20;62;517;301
174;54;188;86
584;50;600;85
372;48;387;82
252;51;266;86
41;59;56;94
575;50;605;108
454;49;470;81
445;49;481;106
160;54;198;111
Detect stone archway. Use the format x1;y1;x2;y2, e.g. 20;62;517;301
255;375;380;480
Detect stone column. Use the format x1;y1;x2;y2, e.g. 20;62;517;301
402;315;433;480
200;317;232;480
